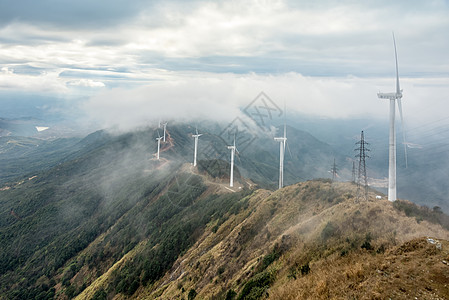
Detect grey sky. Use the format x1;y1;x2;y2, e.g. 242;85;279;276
0;0;448;130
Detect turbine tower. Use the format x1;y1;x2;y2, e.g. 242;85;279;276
377;33;407;202
156;133;162;160
274;124;287;189
227;136;237;187
162;122;168;142
192;128;202;167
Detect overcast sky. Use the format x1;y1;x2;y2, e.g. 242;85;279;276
0;0;448;131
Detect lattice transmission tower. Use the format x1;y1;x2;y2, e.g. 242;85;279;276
355;131;370;201
331;158;338;182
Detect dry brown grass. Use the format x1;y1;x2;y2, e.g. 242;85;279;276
81;180;449;299
268;238;449;300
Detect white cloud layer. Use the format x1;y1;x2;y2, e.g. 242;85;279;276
0;0;448;130
0;67;67;93
1;0;448;77
81;72;449;132
67;79;105;88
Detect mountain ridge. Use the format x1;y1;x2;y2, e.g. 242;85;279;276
1;123;449;299
74;179;449;299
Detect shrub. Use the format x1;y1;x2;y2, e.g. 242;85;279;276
217;265;226;275
237;271;275;300
259;250;280;272
321;222;339;241
65;285;76;298
361;241;373;251
92;289;107;300
361;233;374;251
127;280;139;296
376;244;386;254
188;288;197;300
300;263;310;275
226;289;237;300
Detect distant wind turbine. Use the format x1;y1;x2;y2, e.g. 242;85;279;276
192;128;202;167
156;131;162;160
274;123;287;189
227;136;238;187
377;33;408;202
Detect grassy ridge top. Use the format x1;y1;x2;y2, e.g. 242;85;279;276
76;179;449;299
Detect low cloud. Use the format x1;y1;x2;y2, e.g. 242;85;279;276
81;72;449;132
0;67;67;93
67;79;105;88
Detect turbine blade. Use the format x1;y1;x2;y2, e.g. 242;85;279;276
235;149;241;162
286;141;293;159
397;98;408;168
393;33;401;95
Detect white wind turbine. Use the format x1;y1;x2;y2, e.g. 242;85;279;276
227;136;238;187
274;123;287;189
377;33;408;202
156;131;162;160
192;128;202;167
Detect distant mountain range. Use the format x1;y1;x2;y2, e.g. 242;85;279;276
1;116;448;211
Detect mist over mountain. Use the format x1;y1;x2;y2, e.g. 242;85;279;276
1;121;449;299
2;107;448;212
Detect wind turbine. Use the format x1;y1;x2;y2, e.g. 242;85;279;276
156;131;162;160
162;122;167;142
227;136;238;187
192;128;202;167
274;123;287;189
377;33;407;202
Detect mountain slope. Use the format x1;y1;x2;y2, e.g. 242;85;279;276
1;124;449;300
0;135;83;183
117;180;448;300
65;177;449;300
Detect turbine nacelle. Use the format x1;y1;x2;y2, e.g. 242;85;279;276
274;137;287;143
227;136;237;152
377;91;402;100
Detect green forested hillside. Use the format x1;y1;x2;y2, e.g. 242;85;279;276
0;129;175;298
0;136;81;183
0;123;344;299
